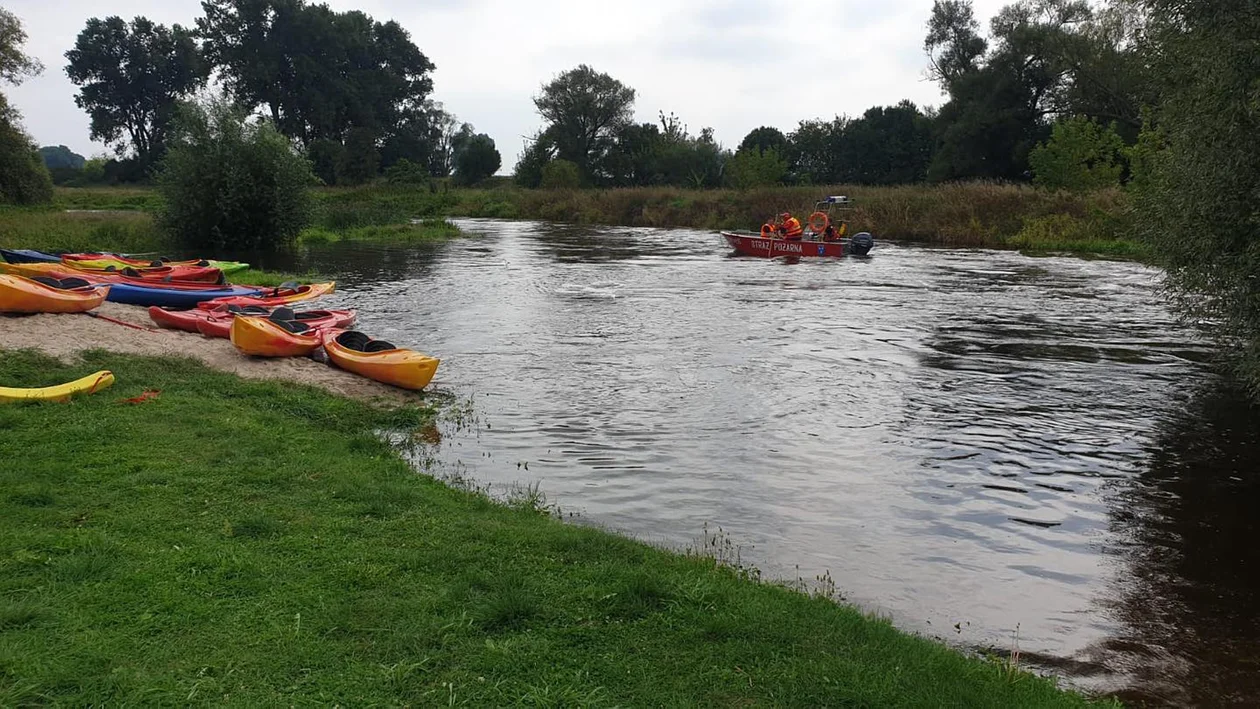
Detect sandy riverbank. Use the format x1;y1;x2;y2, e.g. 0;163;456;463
0;302;416;401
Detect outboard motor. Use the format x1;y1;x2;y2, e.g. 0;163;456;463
848;232;874;257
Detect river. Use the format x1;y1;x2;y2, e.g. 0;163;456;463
255;219;1260;706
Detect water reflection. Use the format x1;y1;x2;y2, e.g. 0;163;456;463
265;220;1257;703
1094;383;1260;706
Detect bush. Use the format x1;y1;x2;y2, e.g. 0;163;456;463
540;159;581;189
384;158;429;185
0;98;53;205
157;100;315;251
724;147;788;189
1028;117;1125;192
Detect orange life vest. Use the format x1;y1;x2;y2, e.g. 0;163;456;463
781;217;803;239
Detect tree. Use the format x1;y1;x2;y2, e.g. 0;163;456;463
540;159;580;189
925;0;987;90
0;97;53;204
1028;115;1124;190
454;134;500;185
725;147;788;189
158;100;314;251
789;117;849;184
1131;0;1260;396
198;0;435;145
65;16;206;168
738;126;789;157
39;146;86;170
0;8;42;84
514;132;554;188
337;127;380;185
0;10;52;204
533;65;635;180
843;102;936;184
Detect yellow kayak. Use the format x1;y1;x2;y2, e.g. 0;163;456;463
0;370;115;403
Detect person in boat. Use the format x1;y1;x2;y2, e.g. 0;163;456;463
778;212;804;240
821;221;848;242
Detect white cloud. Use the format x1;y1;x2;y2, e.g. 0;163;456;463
3;0;1013;172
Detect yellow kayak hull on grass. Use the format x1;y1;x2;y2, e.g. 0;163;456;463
0;370;115;403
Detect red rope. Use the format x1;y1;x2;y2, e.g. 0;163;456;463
81;311;156;332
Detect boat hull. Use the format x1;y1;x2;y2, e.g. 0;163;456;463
0;370;115;403
198;282;335;310
0;275;110;313
322;329;439;390
230;316;321;357
721;232;852;258
106;283;261;308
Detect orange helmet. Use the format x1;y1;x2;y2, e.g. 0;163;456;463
780;212;791;219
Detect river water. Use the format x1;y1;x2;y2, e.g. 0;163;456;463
260;220;1259;706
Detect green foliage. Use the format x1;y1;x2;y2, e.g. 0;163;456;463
737;126;789;157
1132;0;1260;396
1029;116;1125;191
453;133;500;185
1123;110;1164;192
0;210;165;253
157;100;314;251
0;99;53;205
725;147;788;189
38;145;85;170
338;127;380;186
198;0;435;146
383;157;430;185
307;138;344;186
0;7;43;84
534;65;635;178
65;16;206;167
540;159;581;189
0;350;1111;707
513;134;553;188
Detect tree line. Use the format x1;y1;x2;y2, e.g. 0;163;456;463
513;0;1154;192
53;0;500;187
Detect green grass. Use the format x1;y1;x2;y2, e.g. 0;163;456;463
298;219;461;245
228;269;328;288
0;350;1113;707
0;208;169;254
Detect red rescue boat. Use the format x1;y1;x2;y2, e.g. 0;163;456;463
722;195;874;259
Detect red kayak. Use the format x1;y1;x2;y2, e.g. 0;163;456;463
197;282;335;310
721;232;873;258
148;304;355;338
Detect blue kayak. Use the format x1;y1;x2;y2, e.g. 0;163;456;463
1;248;61;264
105;282;262;308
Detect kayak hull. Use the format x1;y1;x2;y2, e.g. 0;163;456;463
0;370;115;403
322;329;439;390
64;254;250;275
230;316;321;357
148;306;212;333
0;248;60;264
0;275;110;313
196;308;355;339
199;282;335;310
107;283;261;308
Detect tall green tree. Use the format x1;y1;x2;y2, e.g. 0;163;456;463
844;102;935;184
1132;0;1260;395
789;117;848;184
0;9;52;204
737;126;789;157
454;133;500;185
533;65;635;180
158;99;314;251
65;16;206;168
198;0;435;146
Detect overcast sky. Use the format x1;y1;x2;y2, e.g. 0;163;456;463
4;0;1009;171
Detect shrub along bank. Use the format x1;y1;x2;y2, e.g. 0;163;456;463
0;350;1112;707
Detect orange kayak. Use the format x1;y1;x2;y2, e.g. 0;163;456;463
0;274;110;313
199;282;335;310
229;315;321;357
321;329;439;390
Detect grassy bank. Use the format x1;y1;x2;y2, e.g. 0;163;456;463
0;350;1110;707
314;182;1141;256
34;183;1140;256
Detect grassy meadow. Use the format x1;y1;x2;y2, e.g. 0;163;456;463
0;350;1115;707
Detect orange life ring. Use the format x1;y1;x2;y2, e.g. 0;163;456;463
807;211;830;234
760;223;777;238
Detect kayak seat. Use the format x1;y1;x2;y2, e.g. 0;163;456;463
335;330;372;352
294;311;324;320
269;306;296;322
150;260;165;267
195;260;210;267
59;277;92;289
31;276;63;289
226;304;270;315
364;339;396;353
273;319;311;334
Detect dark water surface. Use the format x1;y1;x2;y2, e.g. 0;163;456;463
262;220;1260;705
